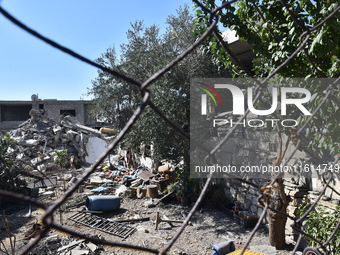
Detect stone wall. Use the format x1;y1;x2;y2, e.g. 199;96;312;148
212;127;339;217
206;126;339;248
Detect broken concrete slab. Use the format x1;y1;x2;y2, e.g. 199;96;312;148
85;136;109;164
249;245;277;255
57;240;85;253
90;176;103;184
61;117;104;138
70;250;89;255
85;242;98;253
45;234;61;245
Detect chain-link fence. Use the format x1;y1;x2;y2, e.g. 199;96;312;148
0;1;339;254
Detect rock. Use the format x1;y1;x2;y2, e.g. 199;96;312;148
85;242;98;252
115;185;128;196
46;235;60;244
144;200;156;208
137;226;149;233
24;139;39;146
322;195;331;201
90;176;103;184
289;190;309;198
70;250;89;255
249;245;277;255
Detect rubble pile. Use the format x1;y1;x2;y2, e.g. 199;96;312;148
0;110;195;254
7;109;108;172
2;108;179;199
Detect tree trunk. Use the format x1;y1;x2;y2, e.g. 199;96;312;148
267;182;288;249
267;177;289;249
268;209;287;249
266;125;291;249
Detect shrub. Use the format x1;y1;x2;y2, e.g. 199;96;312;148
0;135;18;192
297;203;340;254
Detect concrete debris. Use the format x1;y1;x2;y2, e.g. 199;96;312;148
90;176;104;184
2;108;180;208
144;200;156;208
57;240;85;253
249;245;277;255
27;235;100;255
85;137;109;164
114;185;128;196
7;111;110;172
1;111;193;252
136;226;149;233
85;242;98;253
61;116;104;137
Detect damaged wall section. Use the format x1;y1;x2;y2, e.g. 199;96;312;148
0;103;32;130
38;100;94;126
0;104;31;121
0;98;95;131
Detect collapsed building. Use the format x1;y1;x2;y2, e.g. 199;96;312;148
1;108;176;199
7;109;109;172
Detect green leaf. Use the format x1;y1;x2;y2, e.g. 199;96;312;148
309;31;324;53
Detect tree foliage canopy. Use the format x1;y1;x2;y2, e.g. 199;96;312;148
88;5;228;162
195;0;340;157
194;1;340;250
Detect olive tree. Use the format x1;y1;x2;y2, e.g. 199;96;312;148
88;5;228;165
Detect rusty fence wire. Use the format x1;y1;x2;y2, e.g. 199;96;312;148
0;1;340;254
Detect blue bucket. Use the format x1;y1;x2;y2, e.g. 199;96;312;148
212;241;235;255
85;195;120;212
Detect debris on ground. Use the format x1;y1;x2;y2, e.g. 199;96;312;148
0;113;295;255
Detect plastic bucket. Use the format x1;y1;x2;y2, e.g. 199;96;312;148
85;195;120;211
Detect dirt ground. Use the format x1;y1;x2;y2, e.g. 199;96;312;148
0;187;300;255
